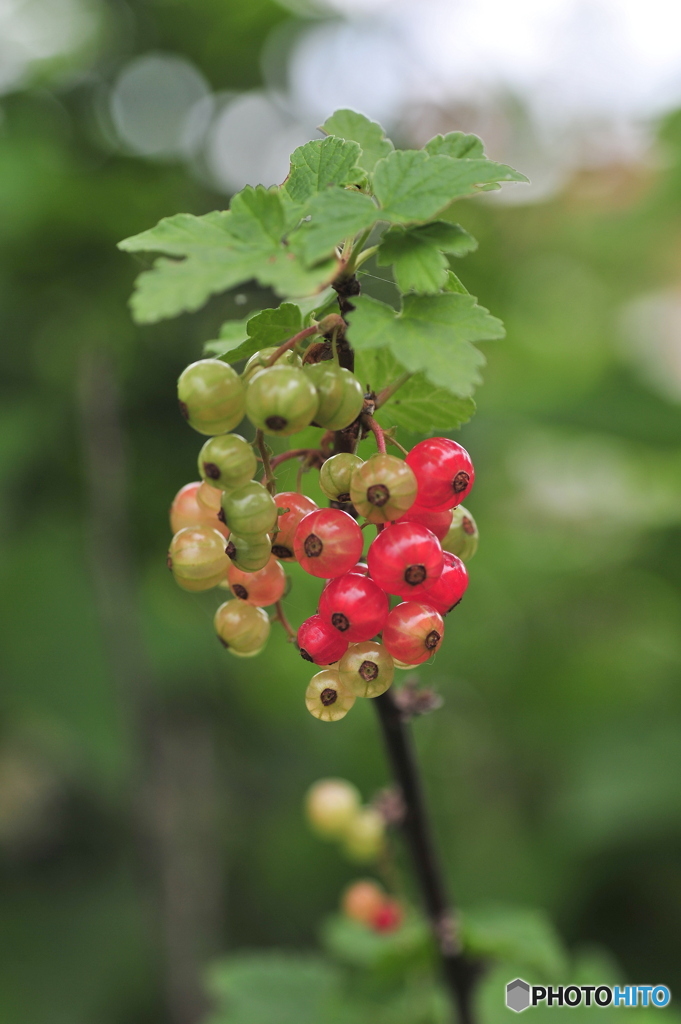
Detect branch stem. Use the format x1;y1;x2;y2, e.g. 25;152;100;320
373;691;481;1024
376;372;413;409
364;414;387;454
255;430;276;494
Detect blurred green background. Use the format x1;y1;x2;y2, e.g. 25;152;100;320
1;0;680;1021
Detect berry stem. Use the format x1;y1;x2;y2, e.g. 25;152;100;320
255;430;276;494
364;414;387;454
270;448;320;470
375;372;413;410
264;316;344;368
373;691;481;1024
272;600;296;641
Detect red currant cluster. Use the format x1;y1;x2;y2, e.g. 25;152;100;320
166;353;479;716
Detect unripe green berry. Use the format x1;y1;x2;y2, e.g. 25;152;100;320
246;365;318;436
226;532;271;572
177;359;246;435
304;363;364;430
167;526;229;591
198;433;256;491
214;599;270;654
350;454;418;523
305;778;361;838
442;505;478;561
342;807;385;862
319;453;364;503
221;481;278;536
305;669;356;722
339;641;395;698
243;347;302;379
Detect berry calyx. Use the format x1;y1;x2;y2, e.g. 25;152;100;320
319;453;364;503
442;505;479;561
213;598;270;655
177;359;246;436
342;880;386;925
305;669;356;722
227;556;286;606
271;492;318;560
371;898;403;933
245;365;318;436
221;481;278;536
367;522;444;599
305;779;361;838
406;437;475;511
394;504;452;541
297;614;349;665
339;641;394;698
304;362;364;430
197;433;256;491
318;574;389;642
167;526;230;591
382;601;445;665
169;482;228;538
294;508;363;579
419;552;468;615
350;454;417;523
225;533;271;572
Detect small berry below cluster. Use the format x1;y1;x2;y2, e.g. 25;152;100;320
167;345;478;721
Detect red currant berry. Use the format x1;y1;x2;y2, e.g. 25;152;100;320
393;504;451;541
297;614;349;665
225;532;272;572
339;641;394;698
246;365;318;436
271;492;318;560
305;778;361;837
350;454;418;523
304;363;365;430
169;482;228;538
319;453;364;503
177;359;246;436
442;505;478;561
214;599;270;655
197;433;256;491
227;555;286;607
367;522;444;599
382;601;444;665
221;481;278;537
419;552;468;615
342;880;386;925
168;526;230;591
371;899;403;933
294;508;363;579
305;669;356;722
318;574;389;642
406;438;474;511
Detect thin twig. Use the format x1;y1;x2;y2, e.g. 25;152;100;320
272;601;296;641
270;448;320;470
255;430;276;494
265;314;345;367
364;414;387;454
376;372;413;409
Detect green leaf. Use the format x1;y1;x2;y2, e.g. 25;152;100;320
425;132;485;159
322;109;395;174
282;137;365;205
118;189;338;323
321;914;432;972
206;304;303;363
461;905;569;980
354;348;476;432
290;189;378;264
443;269;470;294
205;953;342;1024
377;221;477;293
347;292;504;398
203;312;256;358
373;150;528;224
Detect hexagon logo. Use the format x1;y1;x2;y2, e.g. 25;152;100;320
506;978;531;1012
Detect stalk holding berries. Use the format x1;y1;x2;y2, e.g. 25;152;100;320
120;108;524;1023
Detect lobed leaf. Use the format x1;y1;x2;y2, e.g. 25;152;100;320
321;109;395;174
347;292;504;398
118;187;338;323
205;304;303;363
424;131;485;159
354;347;476;432
282;137;365;206
205;953;341;1024
289;189;378;264
373;149;528;224
377;221;477;294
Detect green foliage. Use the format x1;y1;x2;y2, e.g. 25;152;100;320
120;109;523;420
347;292;504;398
461;905;569;979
